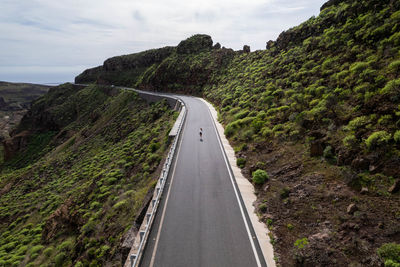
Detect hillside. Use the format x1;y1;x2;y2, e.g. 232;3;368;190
0;83;177;266
0;81;50;143
75;0;400;265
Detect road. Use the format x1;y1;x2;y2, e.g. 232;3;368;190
139;95;267;267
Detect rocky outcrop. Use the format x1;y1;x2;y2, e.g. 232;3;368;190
103;47;174;72
0;97;8;110
42;198;84;242
75;66;103;84
176;34;213;54
2;131;30;161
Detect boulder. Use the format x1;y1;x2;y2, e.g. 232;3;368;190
360;187;369;194
266;40;274;49
347;203;358;214
388;180;400;194
310;141;324;157
213;42;221;49
351;157;370;170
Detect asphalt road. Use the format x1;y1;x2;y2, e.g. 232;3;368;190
140;95;266;267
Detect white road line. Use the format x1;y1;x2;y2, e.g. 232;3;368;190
206;103;262;267
149;114;186;267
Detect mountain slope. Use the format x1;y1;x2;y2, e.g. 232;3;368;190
0;84;176;266
75;0;400;266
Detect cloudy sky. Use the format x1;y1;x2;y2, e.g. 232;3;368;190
0;0;326;84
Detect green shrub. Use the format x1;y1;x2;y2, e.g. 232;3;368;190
236;158;246;168
57;240;74;252
43;247;54;257
294;237;309;249
252;169;269;185
323;146;334;159
258;203;267;213
347;116;370;131
224;123;236;137
55;252;66;267
381;79;400;99
394;130;400;143
388;60;400;73
261;127;273;138
113;200;128;209
234;109;249;120
280;187;290;199
30;245;44;255
365;131;391;150
377;243;400;266
343;134;357;148
90;201;101;210
287;223;294;230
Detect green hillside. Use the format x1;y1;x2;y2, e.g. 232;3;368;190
75;0;400;265
0;84;176;266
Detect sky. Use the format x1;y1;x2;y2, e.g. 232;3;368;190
0;0;327;84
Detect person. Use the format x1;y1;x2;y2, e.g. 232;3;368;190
199;128;203;140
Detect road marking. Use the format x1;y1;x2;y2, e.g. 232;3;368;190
205;102;263;267
149;114;187;267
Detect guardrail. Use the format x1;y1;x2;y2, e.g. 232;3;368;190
124;96;187;267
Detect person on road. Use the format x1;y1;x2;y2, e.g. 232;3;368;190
199;128;203;141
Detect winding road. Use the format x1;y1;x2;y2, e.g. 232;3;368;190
138;94;267;267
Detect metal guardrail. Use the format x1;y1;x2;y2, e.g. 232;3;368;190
127;98;186;267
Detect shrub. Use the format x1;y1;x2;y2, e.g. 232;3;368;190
343;134;357;148
287;223;294;230
236;158;246;168
252;169;269;185
57;240;74;252
323;146;334;159
280;187;290;199
224;123;236;137
258;203;267;213
43;247;54;257
55;252;66;267
294;238;309;249
261;127;273;138
380;79;400;100
365;131;391;150
251;119;264;133
30;245;44;255
113;200;128;209
234;109;249;120
347;116;369;131
394;130;400;143
377;243;400;266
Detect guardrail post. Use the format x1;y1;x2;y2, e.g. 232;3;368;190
130;254;136;267
152;199;156;208
146;213;151;224
140;231;145;242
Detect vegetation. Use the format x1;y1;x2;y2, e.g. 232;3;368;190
0;84;176;266
252;169;269;184
378;243;400;267
74;0;400;265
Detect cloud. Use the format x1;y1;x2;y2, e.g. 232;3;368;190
0;0;327;83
